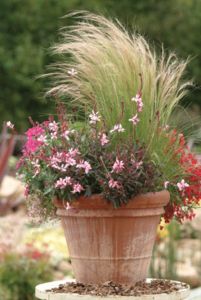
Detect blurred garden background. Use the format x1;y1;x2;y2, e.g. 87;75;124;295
0;0;201;299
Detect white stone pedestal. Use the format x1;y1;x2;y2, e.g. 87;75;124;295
35;279;190;300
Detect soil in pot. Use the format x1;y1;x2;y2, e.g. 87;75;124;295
48;279;188;297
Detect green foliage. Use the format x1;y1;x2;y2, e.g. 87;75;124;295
0;0;200;131
0;251;53;300
49;12;188;187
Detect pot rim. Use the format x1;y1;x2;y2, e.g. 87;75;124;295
54;190;170;210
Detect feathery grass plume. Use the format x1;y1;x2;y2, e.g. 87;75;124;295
47;11;192;182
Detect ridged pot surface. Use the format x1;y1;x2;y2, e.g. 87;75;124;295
55;191;170;285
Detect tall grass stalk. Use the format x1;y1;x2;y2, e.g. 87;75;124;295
47;12;192;183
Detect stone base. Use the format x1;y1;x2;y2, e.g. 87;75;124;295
35;279;190;300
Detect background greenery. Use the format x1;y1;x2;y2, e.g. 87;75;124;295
0;0;200;131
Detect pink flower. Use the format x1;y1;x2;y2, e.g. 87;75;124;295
67;68;77;76
48;121;58;132
108;179;121;189
72;183;84;194
6;121;14;129
55;177;72;189
110;124;125;133
129;114;140;125
89;110;101;125
164;181;170;189
177;179;189;191
76;160;92;174
131;160;143;169
131;93;143;113
26;126;44;138
23;139;42;155
62;129;75;141
112;158;124;173
100;133;109;146
68;148;80;157
24;125;45;155
65;157;76;167
50;150;77;171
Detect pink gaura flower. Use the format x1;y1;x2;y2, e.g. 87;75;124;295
131;93;143;113
62;129;75;141
55;177;72;189
108;179;121;189
76;160;92;174
110;124;125;133
72;183;84;194
68;148;80;157
129;114;140;125
177;179;189;191
50;150;77;171
89;110;101;125
100;133;109;146
48;121;58;132
6;121;14;129
131;160;143;169
112;158;124;173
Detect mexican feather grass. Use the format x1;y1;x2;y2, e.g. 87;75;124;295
47;12;192;182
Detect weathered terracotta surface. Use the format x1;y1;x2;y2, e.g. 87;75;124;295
55;191;170;284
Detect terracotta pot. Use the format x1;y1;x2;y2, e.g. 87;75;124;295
55;191;170;284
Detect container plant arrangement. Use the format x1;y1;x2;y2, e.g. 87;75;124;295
16;12;201;288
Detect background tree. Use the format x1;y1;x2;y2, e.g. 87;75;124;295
0;0;200;131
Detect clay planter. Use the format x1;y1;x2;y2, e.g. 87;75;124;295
55;191;169;285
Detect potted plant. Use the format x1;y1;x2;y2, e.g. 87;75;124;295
17;12;201;286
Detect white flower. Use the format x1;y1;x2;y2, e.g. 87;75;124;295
110;124;125;133
131;93;142;102
89;110;101;125
164;181;170;189
6;121;14;129
37;135;47;143
50;131;57;140
67;68;77;76
177;179;189;191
